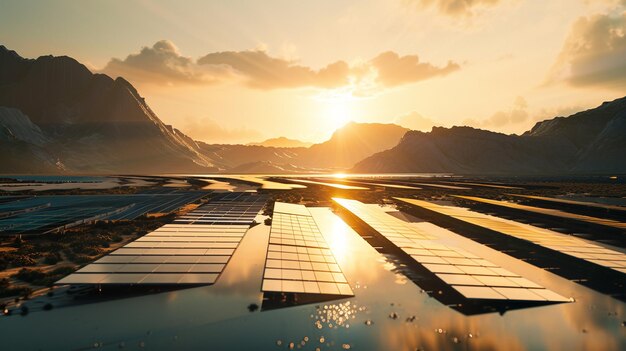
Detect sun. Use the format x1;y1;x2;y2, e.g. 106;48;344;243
326;101;351;128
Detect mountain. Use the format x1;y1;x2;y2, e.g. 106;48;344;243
295;122;409;169
0;45;217;173
353;97;626;175
200;122;409;171
248;137;312;148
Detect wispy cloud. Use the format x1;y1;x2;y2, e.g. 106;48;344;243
548;11;626;90
101;40;232;86
101;40;461;95
407;0;501;17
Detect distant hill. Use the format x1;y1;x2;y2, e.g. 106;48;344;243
2;44;623;175
248;137;312;148
200;122;409;171
0;45;217;173
353;97;626;175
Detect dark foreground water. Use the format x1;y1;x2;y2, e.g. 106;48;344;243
1;208;625;350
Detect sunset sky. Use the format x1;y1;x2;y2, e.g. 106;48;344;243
1;0;625;143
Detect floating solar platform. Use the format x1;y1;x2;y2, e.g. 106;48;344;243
0;191;208;235
396;198;626;275
57;224;250;285
509;194;626;212
442;181;524;190
261;202;353;296
454;195;626;230
334;198;569;303
173;192;267;225
407;182;470;190
284;179;369;190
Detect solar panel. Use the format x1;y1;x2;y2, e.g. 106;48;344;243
397;198;626;275
173;192;267;225
261;202;353;296
284;179;369;190
509;194;626;212
454;195;626;230
334;198;569;302
56;223;247;285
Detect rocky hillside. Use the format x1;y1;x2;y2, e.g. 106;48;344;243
0;45;217;173
353;97;626;175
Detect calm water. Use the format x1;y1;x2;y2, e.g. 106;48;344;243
1;208;625;350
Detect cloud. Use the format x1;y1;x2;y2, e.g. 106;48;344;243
410;0;501;17
368;51;460;87
463;96;529;129
102;40;461;93
197;50;350;89
550;11;626;90
180;116;263;144
198;49;459;92
394;111;438;131
101;40;231;86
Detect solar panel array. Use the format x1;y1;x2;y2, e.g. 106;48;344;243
57;193;268;285
510;194;626;212
0;191;208;235
455;195;626;230
57;224;249;285
261;202;353;296
284;179;369;190
397;198;626;275
175;192;267;225
334;198;569;302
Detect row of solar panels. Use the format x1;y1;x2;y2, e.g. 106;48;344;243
55;190;626;315
0;191;208;234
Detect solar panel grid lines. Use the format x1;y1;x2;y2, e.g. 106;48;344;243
57;224;248;285
334;198;570;303
261;202;353;296
173;192;268;225
0;191;209;234
508;194;626;212
396;198;626;275
454;195;626;230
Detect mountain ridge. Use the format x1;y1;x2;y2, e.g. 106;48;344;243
353;97;626;174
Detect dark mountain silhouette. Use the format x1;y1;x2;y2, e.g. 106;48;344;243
0;45;216;173
200;122;409;171
1;44;623;175
353;97;626;174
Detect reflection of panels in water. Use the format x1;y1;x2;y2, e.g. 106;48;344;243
56;224;249;285
408;182;470;190
174;192;267;225
261;202;353;296
442;181;524;190
344;180;421;190
333;198;569;303
397;198;626;275
455;195;626;230
509;194;626;212
209;175;306;190
284;179;369;190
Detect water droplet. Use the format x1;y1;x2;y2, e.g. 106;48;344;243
365;319;373;326
342;344;351;349
289;342;295;349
